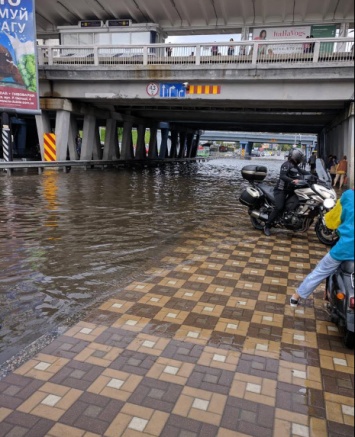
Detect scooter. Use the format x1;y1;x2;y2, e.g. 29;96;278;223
326;261;355;349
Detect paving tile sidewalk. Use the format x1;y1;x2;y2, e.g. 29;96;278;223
0;220;354;437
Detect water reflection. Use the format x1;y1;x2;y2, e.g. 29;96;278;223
0;158;282;364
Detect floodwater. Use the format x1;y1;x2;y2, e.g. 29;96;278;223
0;158;282;365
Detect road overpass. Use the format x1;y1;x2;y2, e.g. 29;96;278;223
200;132;317;146
35;0;354;39
1;1;354;185
35;37;354;180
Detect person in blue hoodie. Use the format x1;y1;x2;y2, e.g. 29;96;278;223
290;189;354;307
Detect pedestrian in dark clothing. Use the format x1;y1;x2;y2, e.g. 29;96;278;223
211;43;219;56
228;39;235;56
308;152;317;172
264;149;310;236
166;45;173;57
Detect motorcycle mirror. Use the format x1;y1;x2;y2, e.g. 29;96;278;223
324;199;336;210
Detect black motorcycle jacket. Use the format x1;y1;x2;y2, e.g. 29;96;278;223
275;161;310;191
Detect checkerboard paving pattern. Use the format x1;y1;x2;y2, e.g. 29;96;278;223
0;221;354;436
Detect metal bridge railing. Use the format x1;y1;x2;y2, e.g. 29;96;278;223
38;38;354;68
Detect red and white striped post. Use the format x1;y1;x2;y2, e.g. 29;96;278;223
1;112;13;176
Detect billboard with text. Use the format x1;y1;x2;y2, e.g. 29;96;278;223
0;0;40;113
253;26;311;54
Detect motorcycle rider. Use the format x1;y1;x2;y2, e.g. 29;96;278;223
264;149;310;236
291;188;354;307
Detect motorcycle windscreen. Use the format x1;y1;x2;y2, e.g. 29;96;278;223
315;159;332;186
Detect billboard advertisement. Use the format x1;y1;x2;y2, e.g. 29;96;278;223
0;0;40;113
253;26;311;54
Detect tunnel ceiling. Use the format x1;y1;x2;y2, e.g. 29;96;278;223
36;0;354;37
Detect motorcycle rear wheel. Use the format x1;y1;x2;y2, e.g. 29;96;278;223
250;216;266;231
315;219;340;246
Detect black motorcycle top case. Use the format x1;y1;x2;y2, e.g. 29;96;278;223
241;166;268;182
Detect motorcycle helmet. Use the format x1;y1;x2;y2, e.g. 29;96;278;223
289;149;304;165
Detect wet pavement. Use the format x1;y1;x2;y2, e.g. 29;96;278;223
0;211;354;436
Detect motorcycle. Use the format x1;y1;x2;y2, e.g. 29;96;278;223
326;261;355;348
239;158;339;245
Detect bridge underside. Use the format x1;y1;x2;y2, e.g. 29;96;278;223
84;99;347;134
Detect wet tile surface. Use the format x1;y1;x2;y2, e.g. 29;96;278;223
0;223;354;436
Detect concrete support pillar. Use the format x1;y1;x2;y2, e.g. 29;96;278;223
178;132;187;158
241;26;250;41
35;112;51;160
337;23;349;52
239;141;248;158
81;114;97;161
159;128;169;159
186;133;195;158
170;130;178;158
121;121;134;160
191;133;200;158
318;131;326;159
93;124;102;160
148;126;158;159
136;125;147;160
55;110;71;161
68;116;79;160
103;119;119;161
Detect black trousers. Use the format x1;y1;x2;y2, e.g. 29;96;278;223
266;190;287;227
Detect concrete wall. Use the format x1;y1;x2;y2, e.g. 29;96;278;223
324;104;354;188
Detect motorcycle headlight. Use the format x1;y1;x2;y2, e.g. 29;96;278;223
324;199;336;210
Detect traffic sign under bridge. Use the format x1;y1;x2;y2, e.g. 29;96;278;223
160;83;186;98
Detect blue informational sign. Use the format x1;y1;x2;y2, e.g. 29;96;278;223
160;83;186;98
0;0;40;113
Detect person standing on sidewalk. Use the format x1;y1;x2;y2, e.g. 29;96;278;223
290;189;354;307
308;152;317;172
333;156;348;189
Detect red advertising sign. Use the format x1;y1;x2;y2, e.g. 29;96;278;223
0;0;40;113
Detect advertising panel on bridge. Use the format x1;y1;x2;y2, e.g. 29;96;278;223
253;26;311;54
0;0;40;113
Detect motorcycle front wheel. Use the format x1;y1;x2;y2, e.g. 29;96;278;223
250;216;266;231
315;219;340;246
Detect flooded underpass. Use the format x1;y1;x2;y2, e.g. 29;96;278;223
0;158;353;437
0;158;280;365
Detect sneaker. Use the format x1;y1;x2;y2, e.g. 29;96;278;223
290;297;299;308
264;226;271;237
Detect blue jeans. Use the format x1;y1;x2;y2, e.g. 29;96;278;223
297;253;341;299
